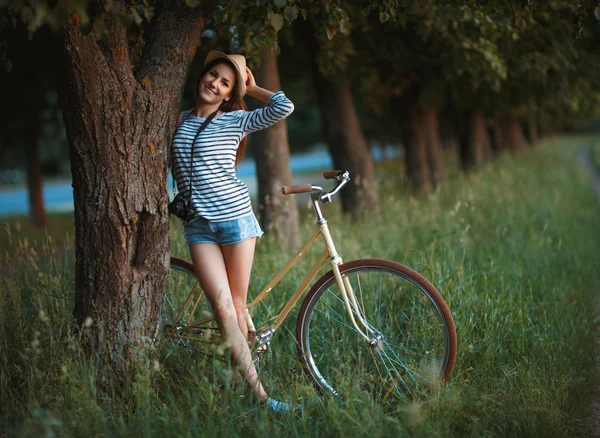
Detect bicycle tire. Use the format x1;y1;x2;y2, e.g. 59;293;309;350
161;257;222;361
296;259;457;402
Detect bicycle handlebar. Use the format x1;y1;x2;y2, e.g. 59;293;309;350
281;170;350;203
281;184;313;195
323;170;344;180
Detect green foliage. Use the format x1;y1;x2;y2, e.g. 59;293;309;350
1;135;599;435
208;0;306;59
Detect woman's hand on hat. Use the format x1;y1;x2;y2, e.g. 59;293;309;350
245;66;256;94
244;65;274;103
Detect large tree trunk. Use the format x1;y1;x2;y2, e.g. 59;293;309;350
421;105;445;186
252;45;299;247
524;120;539;146
458;110;491;171
22;59;47;228
303;24;379;218
316;78;380;217
490;117;527;153
24;105;47;228
505;119;527;152
488;117;502;155
6;25;49;227
407;107;431;192
55;3;205;387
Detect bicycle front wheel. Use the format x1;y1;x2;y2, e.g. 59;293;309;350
296;259;457;402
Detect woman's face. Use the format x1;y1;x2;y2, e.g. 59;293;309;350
197;62;237;105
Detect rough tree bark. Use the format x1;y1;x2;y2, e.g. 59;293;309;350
302;23;379;218
251;45;299;247
55;2;206;386
314;76;380;217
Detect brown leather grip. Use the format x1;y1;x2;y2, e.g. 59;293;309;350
323;170;343;180
282;184;313;195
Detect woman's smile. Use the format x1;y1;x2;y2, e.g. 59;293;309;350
202;83;218;97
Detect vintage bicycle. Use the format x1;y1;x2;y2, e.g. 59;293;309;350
163;170;457;401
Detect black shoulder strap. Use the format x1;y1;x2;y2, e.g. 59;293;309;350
186;110;218;197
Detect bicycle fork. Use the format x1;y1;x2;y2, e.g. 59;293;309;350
320;222;377;343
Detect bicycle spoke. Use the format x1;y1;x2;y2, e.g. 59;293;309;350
314;296;362;335
382;339;443;363
376;347;410;398
299;261;455;405
381;344;430;386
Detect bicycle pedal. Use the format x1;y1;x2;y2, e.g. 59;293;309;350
250;326;274;354
255;341;270;354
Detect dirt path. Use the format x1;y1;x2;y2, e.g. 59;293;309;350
576;146;600;437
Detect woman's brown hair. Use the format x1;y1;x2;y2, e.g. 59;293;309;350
196;59;248;168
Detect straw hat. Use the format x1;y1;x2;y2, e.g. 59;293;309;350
204;50;248;97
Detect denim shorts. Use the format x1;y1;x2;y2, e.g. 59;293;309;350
183;213;264;246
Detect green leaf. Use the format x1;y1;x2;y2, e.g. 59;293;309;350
380;12;390;23
254;28;278;47
360;7;370;18
264;28;278;43
272;41;281;56
267;11;284;31
299;7;307;21
144;6;154;22
397;12;407;27
253;34;266;47
273;0;286;9
284;5;298;22
213;8;228;24
185;0;201;7
130;6;142;26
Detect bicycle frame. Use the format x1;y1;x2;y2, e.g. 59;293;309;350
176;177;376;344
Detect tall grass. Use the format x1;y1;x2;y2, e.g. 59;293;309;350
1;136;598;437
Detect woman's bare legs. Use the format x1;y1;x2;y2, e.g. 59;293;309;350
221;238;256;341
189;241;267;401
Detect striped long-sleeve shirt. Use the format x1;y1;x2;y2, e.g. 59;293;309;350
171;91;294;222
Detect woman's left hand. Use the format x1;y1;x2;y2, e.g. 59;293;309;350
245;66;256;95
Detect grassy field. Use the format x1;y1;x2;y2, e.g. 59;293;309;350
1;135;599;437
591;140;600;171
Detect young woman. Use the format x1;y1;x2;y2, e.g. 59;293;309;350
171;51;295;414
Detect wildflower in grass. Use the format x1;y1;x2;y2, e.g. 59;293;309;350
83;317;93;328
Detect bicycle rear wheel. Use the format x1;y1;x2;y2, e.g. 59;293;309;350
161;257;222;361
296;259;457;402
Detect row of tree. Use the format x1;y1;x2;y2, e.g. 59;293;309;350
0;0;598;385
